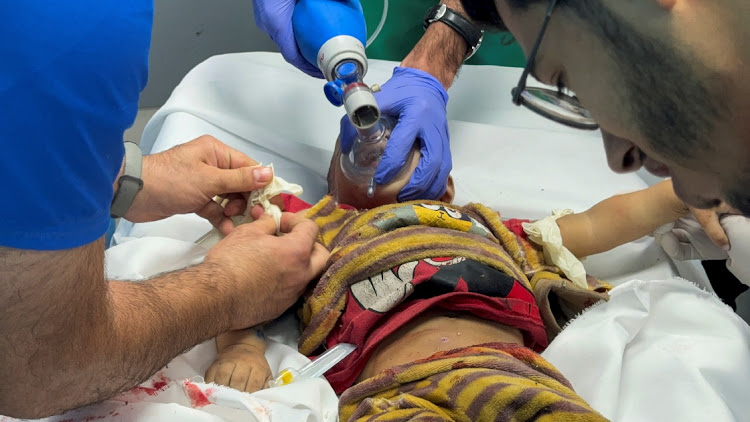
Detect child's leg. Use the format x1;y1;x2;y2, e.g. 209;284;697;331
205;327;272;393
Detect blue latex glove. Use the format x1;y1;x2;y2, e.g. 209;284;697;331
340;67;451;201
252;0;324;78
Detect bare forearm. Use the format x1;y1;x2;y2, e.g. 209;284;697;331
0;240;239;418
559;180;689;257
106;264;238;388
401;0;468;89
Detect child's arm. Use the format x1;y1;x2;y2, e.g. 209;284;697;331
557;180;690;258
205;328;273;393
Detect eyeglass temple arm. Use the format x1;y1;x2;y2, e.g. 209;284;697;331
512;0;560;105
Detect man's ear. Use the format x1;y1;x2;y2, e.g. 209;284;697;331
440;176;456;203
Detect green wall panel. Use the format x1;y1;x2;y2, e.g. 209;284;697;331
362;0;525;68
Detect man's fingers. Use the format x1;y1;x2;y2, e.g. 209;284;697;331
197;200;228;229
399;128;447;201
209;165;274;196
278;212;320;241
202;136;260;170
660;230;699;260
223;194;248;217
309;242;331;276
250;204;266;221
692;208;730;250
339;116;359;154
240;212;278;236
375;123;417;185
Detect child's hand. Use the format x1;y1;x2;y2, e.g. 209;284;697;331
205;344;273;393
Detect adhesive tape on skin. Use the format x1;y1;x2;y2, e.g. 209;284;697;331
195;164;303;248
522;209;589;289
245;164;304;233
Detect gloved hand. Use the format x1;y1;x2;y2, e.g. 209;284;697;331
655;215;750;286
252;0;323;78
340;67;451;201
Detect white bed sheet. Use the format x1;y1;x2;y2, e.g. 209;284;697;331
542;278;750;422
95;52;750;422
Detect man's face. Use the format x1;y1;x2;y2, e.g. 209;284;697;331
496;0;750;214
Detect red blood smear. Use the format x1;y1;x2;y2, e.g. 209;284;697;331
151;380;168;390
184;382;212;408
129;386;161;396
128;372;170;396
84;416;106;421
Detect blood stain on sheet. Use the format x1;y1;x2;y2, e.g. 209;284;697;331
252;404;271;419
184;381;213;408
128;371;171;396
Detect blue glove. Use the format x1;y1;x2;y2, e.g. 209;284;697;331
340;67;451;201
252;0;324;78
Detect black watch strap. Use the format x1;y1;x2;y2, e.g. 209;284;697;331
423;4;484;60
110;141;144;218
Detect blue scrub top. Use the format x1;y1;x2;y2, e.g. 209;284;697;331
0;1;153;250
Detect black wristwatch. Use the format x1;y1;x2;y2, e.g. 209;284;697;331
423;4;484;61
110;141;144;218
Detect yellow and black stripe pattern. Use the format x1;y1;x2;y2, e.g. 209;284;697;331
339;343;608;422
298;196;611;355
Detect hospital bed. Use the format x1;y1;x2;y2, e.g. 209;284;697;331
29;53;750;421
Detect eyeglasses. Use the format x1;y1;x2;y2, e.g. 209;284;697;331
511;0;599;130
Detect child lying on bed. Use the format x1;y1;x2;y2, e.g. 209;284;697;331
204;140;692;421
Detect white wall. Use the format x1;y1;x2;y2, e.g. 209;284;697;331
139;0;279;107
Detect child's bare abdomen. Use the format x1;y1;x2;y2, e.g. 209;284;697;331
358;310;524;381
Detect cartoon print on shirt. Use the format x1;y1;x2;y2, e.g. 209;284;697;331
373;204;491;237
350;261;418;313
350;256;528;314
423;257;466;267
410;257;519;301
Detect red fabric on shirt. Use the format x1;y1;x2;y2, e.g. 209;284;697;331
281;195;544;393
324;256;544;393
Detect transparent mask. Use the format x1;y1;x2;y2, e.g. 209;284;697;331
340;116;415;198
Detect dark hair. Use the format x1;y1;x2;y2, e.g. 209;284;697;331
727;176;750;217
461;0;550;31
461;0;723;157
461;0;510;31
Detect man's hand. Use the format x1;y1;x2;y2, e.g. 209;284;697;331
340;67;451;201
124;136;272;232
205;207;330;328
655;213;750;285
252;0;323;77
0;202;326;417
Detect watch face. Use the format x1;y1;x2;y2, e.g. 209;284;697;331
435;3;447;20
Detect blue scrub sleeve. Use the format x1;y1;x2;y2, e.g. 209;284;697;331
0;0;153;250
